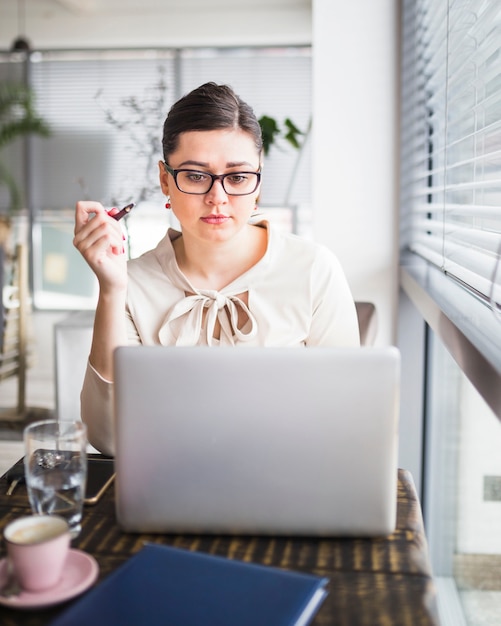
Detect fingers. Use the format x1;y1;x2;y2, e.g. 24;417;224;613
73;200;127;268
74;200;105;233
74;201;121;242
74;201;122;235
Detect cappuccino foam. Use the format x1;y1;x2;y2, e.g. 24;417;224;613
6;516;68;545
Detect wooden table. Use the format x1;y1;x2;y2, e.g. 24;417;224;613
0;466;440;625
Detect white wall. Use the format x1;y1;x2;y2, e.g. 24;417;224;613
312;0;399;346
0;1;311;49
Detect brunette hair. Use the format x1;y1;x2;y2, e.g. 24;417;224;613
162;82;263;159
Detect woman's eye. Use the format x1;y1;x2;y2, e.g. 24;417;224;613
227;174;246;184
187;172;209;183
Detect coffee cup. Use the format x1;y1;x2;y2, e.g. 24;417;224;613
4;515;70;592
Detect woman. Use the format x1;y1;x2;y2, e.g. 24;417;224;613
74;82;360;456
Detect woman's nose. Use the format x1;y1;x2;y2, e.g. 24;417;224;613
205;178;228;204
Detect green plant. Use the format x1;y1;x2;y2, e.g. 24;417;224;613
258;114;311;208
0;82;51;215
258;115;305;156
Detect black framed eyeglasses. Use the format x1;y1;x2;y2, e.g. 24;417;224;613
163;163;261;196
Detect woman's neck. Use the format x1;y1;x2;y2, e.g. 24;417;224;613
173;224;267;291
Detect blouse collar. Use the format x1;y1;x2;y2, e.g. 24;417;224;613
156;220;271;346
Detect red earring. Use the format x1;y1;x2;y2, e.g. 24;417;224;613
165;196;171;209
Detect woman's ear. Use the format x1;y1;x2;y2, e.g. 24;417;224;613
158;161;170;195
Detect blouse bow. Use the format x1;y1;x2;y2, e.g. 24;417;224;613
159;290;258;346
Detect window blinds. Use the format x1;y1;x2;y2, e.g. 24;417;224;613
0;46;311;213
400;0;501;312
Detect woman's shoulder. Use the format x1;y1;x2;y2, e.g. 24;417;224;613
256;222;346;288
127;247;159;278
265;221;338;264
127;229;178;279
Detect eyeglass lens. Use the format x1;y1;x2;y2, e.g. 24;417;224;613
176;171;259;196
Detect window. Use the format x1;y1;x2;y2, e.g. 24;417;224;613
399;1;501;624
400;0;501;373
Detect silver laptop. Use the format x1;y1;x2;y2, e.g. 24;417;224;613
113;346;400;536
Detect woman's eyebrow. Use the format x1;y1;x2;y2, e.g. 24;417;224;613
176;160;255;169
177;160;209;168
226;161;255;168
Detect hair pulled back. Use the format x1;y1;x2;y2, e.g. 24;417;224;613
162;82;263;160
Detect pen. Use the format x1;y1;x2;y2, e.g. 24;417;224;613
111;202;135;221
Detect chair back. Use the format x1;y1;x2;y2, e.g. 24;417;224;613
355;301;377;346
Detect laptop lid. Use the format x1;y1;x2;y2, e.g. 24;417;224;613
113;346;400;537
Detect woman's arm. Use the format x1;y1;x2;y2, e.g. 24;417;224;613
307;247;361;347
80;362;115;456
73;201;131;456
73;201;129;380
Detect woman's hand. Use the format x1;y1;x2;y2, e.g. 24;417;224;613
73;201;128;292
74;200;129;381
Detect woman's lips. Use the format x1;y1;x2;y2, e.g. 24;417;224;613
201;215;230;225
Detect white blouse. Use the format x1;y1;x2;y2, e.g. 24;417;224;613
81;221;360;455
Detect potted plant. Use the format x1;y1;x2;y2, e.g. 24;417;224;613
257;115;311;228
0;81;51;246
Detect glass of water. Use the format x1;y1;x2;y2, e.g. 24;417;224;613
24;420;88;538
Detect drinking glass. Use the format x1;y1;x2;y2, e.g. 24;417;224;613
24;420;87;538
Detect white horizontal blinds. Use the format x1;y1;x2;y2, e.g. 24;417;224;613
28;50;177;211
401;0;501;309
18;47;311;213
418;0;448;270
442;0;501;305
400;0;448;267
399;0;425;252
179;47;312;207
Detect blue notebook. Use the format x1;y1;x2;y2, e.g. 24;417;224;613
51;543;329;626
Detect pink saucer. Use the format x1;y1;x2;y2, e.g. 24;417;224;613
0;549;99;610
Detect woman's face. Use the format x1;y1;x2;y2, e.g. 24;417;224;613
159;128;261;245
